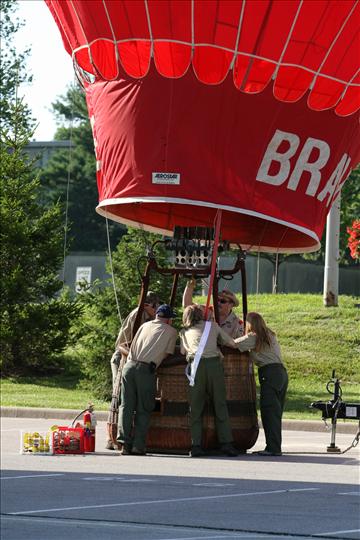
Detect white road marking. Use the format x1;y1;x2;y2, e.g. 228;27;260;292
192;483;235;487
286;488;320;492
338;491;360;496
1;474;64;480
9;487;319;515
83;478;234;487
0;516;149;529
0;516;271;537
83;478;235;487
82;477;156;482
148;533;269;540
315;530;360;536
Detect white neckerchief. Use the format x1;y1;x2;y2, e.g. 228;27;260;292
185;321;212;387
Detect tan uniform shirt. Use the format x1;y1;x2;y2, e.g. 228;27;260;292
127;319;177;368
182;281;243;339
180;321;236;361
220;311;243;338
235;333;283;368
115;308;150;352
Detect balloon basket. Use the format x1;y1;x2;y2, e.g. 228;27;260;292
147;349;259;453
110;246;257;454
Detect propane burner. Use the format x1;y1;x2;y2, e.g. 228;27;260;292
165;226;229;268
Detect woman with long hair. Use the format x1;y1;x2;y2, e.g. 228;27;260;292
235;312;288;456
180;304;238;458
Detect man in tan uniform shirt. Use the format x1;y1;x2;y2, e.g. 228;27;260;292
110;292;160;384
118;304;177;455
182;279;243;338
106;292;160;450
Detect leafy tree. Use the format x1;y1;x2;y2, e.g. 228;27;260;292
73;228;184;399
40;85;123;251
0;2;81;375
340;167;360;264
0;0;33;131
1;97;82;375
347;220;360;260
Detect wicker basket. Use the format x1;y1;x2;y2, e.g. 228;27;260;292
147;348;258;452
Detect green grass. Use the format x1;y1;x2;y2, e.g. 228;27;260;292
0;375;108;411
1;294;359;419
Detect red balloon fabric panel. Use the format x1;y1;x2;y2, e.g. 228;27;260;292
46;0;360;116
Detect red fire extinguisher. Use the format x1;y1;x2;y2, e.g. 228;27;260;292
83;405;96;452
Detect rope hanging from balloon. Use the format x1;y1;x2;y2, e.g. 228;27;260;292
273;227;289;294
253;222;269;311
256;251;260;295
273;252;279;294
105;213;123;325
61;76;76;285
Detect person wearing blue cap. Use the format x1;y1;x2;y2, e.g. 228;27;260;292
106;291;160;450
110;291;161;386
117;304;177;455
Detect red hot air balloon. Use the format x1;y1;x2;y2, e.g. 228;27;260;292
46;0;360;253
45;0;360;454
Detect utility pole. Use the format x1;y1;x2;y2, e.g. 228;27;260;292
323;196;341;307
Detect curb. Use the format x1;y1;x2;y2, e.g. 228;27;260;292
282;418;358;434
1;407;358;434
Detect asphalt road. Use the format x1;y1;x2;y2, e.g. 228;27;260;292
1;416;359;540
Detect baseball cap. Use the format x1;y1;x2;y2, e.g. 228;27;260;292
219;289;239;307
156;304;177;319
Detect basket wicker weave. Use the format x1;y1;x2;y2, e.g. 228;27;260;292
146;348;258;452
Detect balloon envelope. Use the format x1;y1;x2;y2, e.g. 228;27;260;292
46;0;360;251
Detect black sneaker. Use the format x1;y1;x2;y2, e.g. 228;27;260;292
120;444;132;455
190;446;205;457
221;444;238;457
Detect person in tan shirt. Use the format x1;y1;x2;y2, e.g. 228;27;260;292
106;292;160;451
110;291;160;384
118;304;177;455
235;312;288;456
180;304;238;457
182;279;243;337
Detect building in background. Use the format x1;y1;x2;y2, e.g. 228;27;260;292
25;140;72;168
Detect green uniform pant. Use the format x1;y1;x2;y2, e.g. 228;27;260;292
189;356;233;447
118;362;156;450
258;364;288;454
